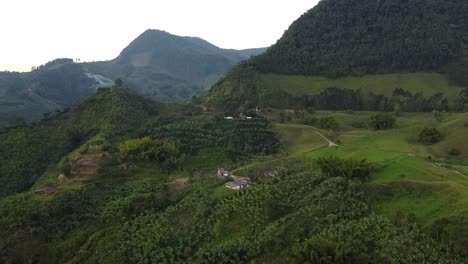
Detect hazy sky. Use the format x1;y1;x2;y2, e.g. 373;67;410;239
0;0;319;72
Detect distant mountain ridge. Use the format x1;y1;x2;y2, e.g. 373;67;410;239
0;30;266;126
85;30;266;101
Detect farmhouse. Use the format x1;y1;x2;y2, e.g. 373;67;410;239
264;170;279;177
225;181;251;190
217;168;230;177
225;182;242;190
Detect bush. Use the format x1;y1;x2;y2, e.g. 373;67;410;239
316;156;373;180
351;119;367;128
418;127;442;145
98;157;128;178
448;148;461;156
319;117;339;130
368;114;396;130
304;117;318;126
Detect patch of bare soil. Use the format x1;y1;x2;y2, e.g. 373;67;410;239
167;178;190;190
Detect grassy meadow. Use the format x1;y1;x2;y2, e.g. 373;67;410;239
259;72;464;99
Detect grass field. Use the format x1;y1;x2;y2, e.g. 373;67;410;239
259;72;464;99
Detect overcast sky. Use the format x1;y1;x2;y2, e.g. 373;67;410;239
0;0;319;72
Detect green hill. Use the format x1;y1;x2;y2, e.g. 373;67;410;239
206;0;468;111
0;85;163;198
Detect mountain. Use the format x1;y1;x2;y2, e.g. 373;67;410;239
205;0;468;111
85;30;266;101
0;30;266;127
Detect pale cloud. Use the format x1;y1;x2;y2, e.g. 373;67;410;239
0;0;318;72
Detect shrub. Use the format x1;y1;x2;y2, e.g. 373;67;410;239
418;127;442;145
316;156;373;180
448;148;461;156
304;117;318;126
319;117;339;130
368;114;396;130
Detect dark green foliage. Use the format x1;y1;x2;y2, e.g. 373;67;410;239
319;117;339;130
316;87;361;110
153;115;279;160
254;0;468;79
316;156;373;180
119;137;181;170
0;126;77;198
368;113;396;130
448;148;461;156
293;237;362;264
418;127;443;145
76;87;160;138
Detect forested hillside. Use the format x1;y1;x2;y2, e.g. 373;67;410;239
206;0;468;111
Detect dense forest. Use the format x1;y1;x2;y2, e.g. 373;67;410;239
255;0;468;78
205;0;468;111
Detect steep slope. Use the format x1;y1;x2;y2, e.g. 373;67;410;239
206;0;468;111
85;30;266;101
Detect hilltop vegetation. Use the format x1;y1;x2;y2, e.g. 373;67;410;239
206;0;468;111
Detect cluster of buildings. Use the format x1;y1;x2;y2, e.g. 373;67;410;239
218;166;288;191
224;113;253;121
218;168;252;190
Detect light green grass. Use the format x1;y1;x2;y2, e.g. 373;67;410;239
260;72;464;99
272;123;328;154
264;111;468;231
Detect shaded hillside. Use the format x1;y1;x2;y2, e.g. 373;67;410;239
0;59;105;126
206;0;468;111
